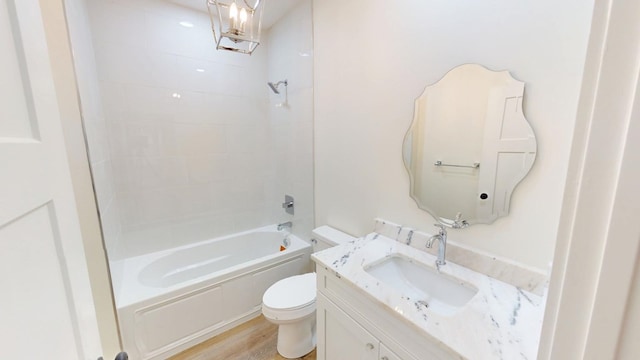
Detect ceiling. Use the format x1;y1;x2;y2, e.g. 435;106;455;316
169;0;300;29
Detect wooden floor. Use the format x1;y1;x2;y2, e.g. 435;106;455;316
169;315;316;360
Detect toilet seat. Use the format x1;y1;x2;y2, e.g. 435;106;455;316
263;272;316;311
262;273;316;322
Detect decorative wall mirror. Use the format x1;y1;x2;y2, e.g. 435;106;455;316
403;64;537;227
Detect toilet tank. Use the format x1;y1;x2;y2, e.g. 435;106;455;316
311;226;356;252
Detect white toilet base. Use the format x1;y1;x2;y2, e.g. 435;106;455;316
272;314;316;359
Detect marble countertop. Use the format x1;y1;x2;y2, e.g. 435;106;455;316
312;232;546;360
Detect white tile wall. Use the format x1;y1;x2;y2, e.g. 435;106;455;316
67;0;122;259
266;1;315;241
86;0;314;259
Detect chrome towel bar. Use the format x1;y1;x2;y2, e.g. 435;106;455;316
434;160;480;169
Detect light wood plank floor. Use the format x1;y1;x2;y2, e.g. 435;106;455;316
169;315;316;360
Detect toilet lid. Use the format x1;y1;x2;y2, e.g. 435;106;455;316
263;273;316;310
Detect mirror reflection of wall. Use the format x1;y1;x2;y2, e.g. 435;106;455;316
403;64;537;226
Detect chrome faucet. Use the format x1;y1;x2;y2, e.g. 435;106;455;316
426;224;447;271
277;221;292;231
452;212;469;229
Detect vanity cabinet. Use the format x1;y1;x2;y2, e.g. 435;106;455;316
380;344;403;360
315;267;461;360
318;294;379;360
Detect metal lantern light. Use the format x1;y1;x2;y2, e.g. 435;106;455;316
207;0;264;55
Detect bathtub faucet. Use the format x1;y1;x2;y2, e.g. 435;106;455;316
277;221;292;231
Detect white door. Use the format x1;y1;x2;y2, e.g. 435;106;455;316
0;0;102;359
477;83;536;219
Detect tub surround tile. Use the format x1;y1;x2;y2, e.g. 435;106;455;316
87;0;315;256
373;218;549;296
113;213;240;260
312;233;546;360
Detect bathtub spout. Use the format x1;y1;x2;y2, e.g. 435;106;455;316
277;222;292;231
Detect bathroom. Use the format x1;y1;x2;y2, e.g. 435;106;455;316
2;0;639;359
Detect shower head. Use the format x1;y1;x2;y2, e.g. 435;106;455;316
268;82;280;94
267;80;288;94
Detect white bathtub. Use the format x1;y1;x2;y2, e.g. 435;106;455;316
110;225;312;360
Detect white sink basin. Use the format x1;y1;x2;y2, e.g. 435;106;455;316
365;255;478;316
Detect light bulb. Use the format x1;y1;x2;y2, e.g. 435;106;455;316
229;2;238;19
239;7;247;31
229;2;238;30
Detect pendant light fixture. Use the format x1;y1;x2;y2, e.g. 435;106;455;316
207;0;265;55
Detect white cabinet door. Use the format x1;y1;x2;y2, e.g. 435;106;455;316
0;0;102;359
380;343;403;360
317;294;379;360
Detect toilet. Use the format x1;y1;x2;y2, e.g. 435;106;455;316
262;226;355;358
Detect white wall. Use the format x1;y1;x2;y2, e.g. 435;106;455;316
266;0;314;240
313;0;594;270
86;0;314;258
